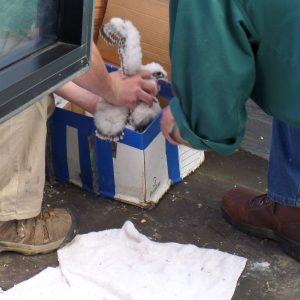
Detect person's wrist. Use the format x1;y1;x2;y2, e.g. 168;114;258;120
169;123;190;147
105;72;122;105
90;97;102;114
103;87;117;106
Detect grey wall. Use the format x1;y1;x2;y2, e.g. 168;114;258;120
241;99;272;160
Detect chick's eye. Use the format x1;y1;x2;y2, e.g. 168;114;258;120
153;71;163;78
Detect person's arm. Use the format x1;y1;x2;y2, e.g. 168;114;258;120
162;0;257;155
55;82;99;114
72;43;156;110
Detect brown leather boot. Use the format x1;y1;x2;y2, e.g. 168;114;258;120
0;208;79;255
222;188;300;261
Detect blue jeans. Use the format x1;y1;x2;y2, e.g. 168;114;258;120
268;118;300;207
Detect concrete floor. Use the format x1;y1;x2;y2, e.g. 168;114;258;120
1;150;300;299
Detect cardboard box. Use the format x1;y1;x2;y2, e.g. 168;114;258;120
93;0;108;41
96;0;170;76
49;65;204;208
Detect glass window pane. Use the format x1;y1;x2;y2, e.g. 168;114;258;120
0;0;59;68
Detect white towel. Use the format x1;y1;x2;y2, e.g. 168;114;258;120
0;267;99;299
1;221;247;300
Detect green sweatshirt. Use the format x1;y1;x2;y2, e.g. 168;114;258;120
169;0;300;155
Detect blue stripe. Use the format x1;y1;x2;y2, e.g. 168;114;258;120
54;107;94;130
51;109;69;183
141;112;162;148
119;128;144;150
166;140;181;183
106;64;119;72
120;112;162;150
51;107;95;192
159;80;173;100
95;138;115;199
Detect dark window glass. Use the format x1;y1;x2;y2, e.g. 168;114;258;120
0;0;59;69
0;0;93;124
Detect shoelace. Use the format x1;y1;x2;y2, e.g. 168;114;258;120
16;220;26;240
16;210;56;240
249;194;272;208
249;194;278;213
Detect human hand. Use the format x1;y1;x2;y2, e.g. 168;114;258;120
161;106;190;146
107;70;157;110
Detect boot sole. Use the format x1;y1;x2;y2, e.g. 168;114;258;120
221;207;300;262
0;207;79;255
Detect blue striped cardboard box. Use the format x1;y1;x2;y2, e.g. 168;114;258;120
49;65;204;207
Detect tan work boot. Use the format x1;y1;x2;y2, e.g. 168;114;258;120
222;188;300;261
0;208;79;255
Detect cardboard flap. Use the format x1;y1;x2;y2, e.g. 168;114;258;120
94;0;108;41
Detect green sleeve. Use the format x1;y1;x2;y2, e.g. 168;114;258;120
169;0;256;155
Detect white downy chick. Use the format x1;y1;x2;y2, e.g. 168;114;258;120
119;19;142;75
101;18;142;76
129;62;168;131
94;18;142;139
94;18;168;137
94;98;129;140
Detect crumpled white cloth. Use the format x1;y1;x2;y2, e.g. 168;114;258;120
1;221;247;300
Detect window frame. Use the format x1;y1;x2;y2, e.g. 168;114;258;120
0;0;94;124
